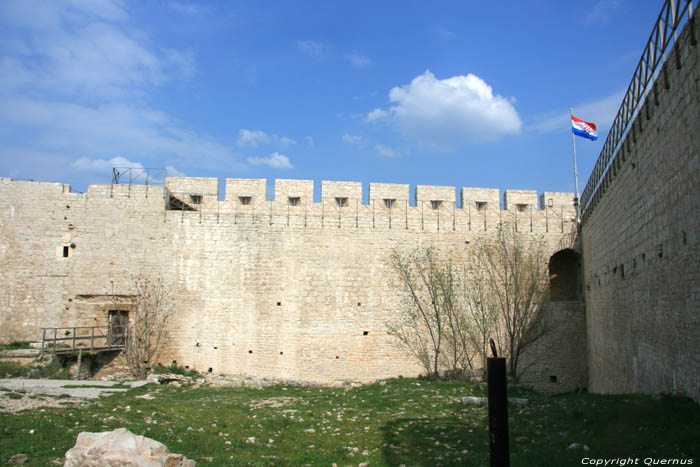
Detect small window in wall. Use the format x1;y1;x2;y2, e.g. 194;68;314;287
430;200;442;210
239;196;251;205
289;197;300;207
336;197;348;207
190;195;202;205
547;198;554;207
475;201;488;211
62;246;69;258
384;198;395;208
516;203;528;212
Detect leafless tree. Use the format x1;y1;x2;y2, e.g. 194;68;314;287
462;256;498;374
470;224;550;379
124;276;173;378
387;247;474;378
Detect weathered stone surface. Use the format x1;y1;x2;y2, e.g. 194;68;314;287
581;15;700;402
7;453;27;465
63;428;195;467
0;175;584;394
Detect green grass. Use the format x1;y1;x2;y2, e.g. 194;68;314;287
0;362;31;378
0;378;697;466
0;341;33;351
152;362;201;378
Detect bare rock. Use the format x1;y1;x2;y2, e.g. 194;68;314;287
7;454;27;465
63;427;195;466
462;396;487;405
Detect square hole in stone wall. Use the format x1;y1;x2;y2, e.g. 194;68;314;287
363;331;369;336
549;375;558;383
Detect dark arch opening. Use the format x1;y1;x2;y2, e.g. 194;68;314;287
549;249;581;301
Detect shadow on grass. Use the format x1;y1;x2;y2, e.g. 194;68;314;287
381;415;489;466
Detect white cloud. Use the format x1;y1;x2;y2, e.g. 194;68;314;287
0;97;242;173
70;155;184;181
0;1;194;99
342;133;363;145
584;0;621;25
365;70;521;150
304;136;314;146
237;129;296;148
165;165;186;177
169;1;209;16
365;108;389;122
375;143;403;158
346;50;371;67
528;91;624;133
297;40;325;58
0;0;244;190
247;152;293;170
436;26;456;40
237;129;270;147
72;156;143;173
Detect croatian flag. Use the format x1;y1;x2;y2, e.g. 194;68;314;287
571;115;598;141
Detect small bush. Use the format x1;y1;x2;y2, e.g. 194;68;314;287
153;363;199;378
0;341;33;351
0;362;31;378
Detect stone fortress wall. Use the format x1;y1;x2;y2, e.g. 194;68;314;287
6;6;696;400
581;13;700;402
0;176;586;392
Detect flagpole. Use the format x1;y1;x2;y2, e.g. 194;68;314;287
570;107;581;224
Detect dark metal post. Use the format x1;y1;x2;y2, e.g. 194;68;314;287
487;339;510;467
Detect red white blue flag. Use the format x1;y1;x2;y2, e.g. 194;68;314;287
571;115;598;141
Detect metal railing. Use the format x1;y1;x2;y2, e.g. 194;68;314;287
581;0;696;217
112;167;166;186
40;326;126;355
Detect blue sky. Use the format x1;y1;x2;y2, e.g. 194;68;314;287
0;0;663;203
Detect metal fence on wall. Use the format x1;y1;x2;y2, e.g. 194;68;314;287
112;167;166;186
580;0;696;220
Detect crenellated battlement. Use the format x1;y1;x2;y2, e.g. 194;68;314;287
0;176;578;235
164;177;577;211
1;176;576;211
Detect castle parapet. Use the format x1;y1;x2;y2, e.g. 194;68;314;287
166;177;219;210
321;181;362;205
369;183;410;208
540;192;577;209
415;185;455;208
504;189;538;211
225;178;266;206
275;179;313;207
461;188;500;212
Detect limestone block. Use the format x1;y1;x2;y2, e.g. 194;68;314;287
63;428;195;467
